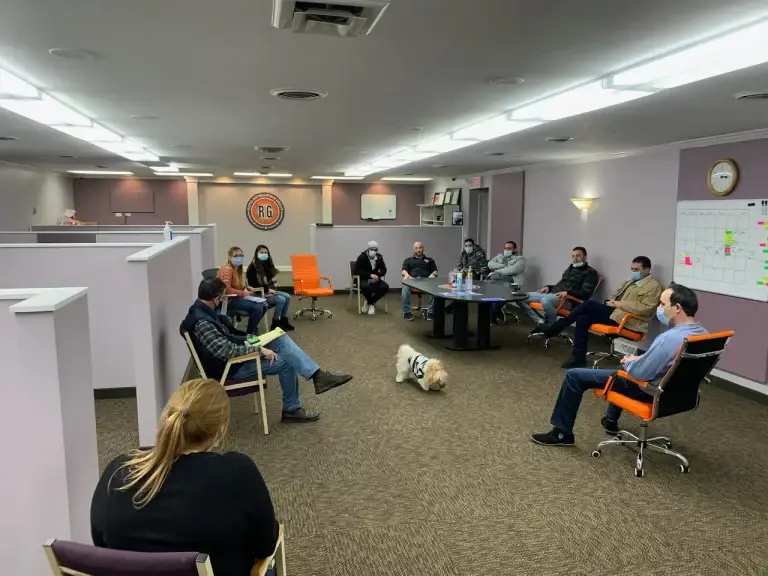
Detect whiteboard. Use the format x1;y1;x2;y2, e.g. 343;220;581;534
361;194;396;220
673;199;768;301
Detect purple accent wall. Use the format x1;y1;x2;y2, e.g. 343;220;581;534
489;171;525;253
73;178;189;225
678;139;768;383
332;183;424;225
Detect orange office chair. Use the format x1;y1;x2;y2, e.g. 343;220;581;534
591;331;734;477
527;275;604;348
291;254;334;321
587;312;646;368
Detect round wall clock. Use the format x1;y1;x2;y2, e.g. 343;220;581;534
707;158;739;196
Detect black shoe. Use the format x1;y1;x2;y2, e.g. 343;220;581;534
313;370;353;395
278;317;295;331
403;312;414;321
270;319;281;331
529;324;546;336
530;428;575;446
426;312;434;321
561;358;587;369
601;416;619;435
281;407;320;423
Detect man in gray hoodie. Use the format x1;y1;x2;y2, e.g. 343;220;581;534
486;240;526;322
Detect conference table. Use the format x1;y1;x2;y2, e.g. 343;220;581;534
402;277;528;351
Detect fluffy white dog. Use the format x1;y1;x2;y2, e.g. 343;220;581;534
395;344;448;391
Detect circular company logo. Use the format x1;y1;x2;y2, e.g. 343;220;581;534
246;193;285;231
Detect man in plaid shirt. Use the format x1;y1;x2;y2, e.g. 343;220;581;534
182;278;352;422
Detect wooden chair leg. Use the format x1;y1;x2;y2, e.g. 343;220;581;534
275;532;286;576
357;288;362;314
347;287;353;310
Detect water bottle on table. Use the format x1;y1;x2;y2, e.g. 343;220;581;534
456;269;463;291
466;269;473;291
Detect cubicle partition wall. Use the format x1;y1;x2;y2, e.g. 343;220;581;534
309;224;464;289
0;231;38;243
0;287;98;576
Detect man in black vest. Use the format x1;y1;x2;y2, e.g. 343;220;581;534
181;278;352;422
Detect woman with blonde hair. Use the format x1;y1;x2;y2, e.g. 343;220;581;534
218;245;267;335
90;379;279;576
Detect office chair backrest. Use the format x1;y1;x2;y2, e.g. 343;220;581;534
43;539;214;576
349;261;357;283
656;330;735;419
291;254;321;290
201;268;218;281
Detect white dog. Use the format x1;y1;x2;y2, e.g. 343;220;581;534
395;344;448;391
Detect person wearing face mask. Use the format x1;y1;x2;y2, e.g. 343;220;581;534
181;278;353;424
532;256;662;369
353;240;389;315
519;246;598;326
530;283;707;446
486;240;527;323
246;244;295;332
401;241;438;321
456;238;489;278
217;246;267;335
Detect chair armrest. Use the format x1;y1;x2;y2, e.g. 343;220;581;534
320;275;334;290
616;313;643;332
558;294;582;311
615;369;649;388
252;287;265;296
251;523;284;576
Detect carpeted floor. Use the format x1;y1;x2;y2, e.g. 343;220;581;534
95;295;768;576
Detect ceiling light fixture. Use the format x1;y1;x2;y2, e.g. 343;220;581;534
381;177;432;182
452;115;541;141
311;175;364;180
48;48;99;61
0;136;18;141
68;170;134;175
234;172;293;177
52;124;123;143
0;94;91;126
487;76;525;85
153;172;213;177
153;166;180;173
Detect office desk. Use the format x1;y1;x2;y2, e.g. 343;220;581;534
402;278;528;351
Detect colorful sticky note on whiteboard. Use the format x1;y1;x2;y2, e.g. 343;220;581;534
684;254;692;266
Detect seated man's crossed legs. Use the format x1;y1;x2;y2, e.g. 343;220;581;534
530;368;653;446
401;284;434;321
519;292;561;325
531;299;618;369
360;279;389;315
231;334;352;422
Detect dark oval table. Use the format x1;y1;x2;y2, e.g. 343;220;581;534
401;277;529;351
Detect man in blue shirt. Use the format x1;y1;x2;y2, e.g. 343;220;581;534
530;282;708;446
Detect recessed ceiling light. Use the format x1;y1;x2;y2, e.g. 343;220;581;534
256;146;290;154
270;88;328;101
59;154;76;159
311;175;364;180
260;156;281;161
129;114;160;121
0;136;17;141
487;76;525;85
485;152;505;156
48;48;99;60
68;170;133;175
432;164;447;168
545;137;574;143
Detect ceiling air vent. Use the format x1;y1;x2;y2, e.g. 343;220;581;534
256;146;290;154
272;0;390;37
733;91;768;101
546;137;574;143
270;88;328;101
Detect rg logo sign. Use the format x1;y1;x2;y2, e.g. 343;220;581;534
246;193;285;231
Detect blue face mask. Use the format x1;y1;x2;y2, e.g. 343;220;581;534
232;256;244;267
257;253;269;261
368;250;377;258
631;271;642;282
503;250;513;257
656;305;670;326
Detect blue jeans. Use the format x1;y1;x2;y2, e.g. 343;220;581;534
544;300;618;361
401;284;434;314
266;291;291;318
550;368;653;433
519;292;560;324
231;335;319;412
227;297;267;335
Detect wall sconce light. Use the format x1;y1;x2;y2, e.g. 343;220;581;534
570;197;596;222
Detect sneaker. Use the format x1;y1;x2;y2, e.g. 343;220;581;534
278;317;295;332
601;416;619;435
367;304;376;315
530;428;575;446
281;407;320;423
561;358;587;369
361;302;369;314
403;312;414;321
313;370;353;395
529;324;546;336
426;311;434;321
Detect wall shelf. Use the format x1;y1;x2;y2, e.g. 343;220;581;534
419;203;459;227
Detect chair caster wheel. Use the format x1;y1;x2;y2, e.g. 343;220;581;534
634;468;644;478
664;441;673;449
678;464;690;474
327;313;333;319
310;316;317;321
591;450;601;458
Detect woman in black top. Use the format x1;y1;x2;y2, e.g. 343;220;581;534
90;379;279;576
246;244;295;331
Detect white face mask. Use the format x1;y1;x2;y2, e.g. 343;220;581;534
572;261;584;267
464;246;474;254
368;250;377;258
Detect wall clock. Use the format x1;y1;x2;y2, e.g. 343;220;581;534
707;158;739;196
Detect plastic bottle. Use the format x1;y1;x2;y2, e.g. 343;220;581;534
163;221;173;241
466;269;473;291
456;268;463;292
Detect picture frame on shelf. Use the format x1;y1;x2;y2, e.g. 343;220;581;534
432;191;444;205
443;190;454;204
446;187;461;205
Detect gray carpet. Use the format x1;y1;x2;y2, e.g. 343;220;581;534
95;295;768;575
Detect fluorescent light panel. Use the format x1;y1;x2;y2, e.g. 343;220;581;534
0;69;39;98
311;176;364;180
52;124;122;143
0;94;91;126
415;136;473;154
452;115;542;141
68;170;134;175
611;18;768;90
381;177;432;182
154;172;213;177
153;166;180;172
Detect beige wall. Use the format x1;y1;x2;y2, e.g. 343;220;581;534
0;165;74;230
199;184;322;266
